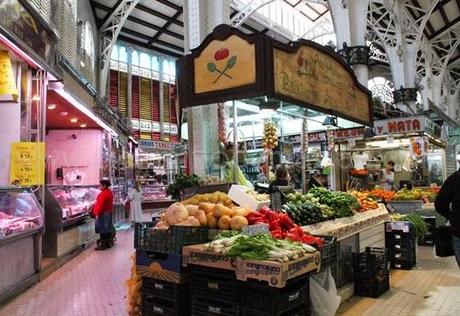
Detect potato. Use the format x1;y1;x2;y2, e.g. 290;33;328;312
218;215;231;230
185;205;199;216
194;210;207;226
232;207;250;217
198;202;215;213
230;216;248;230
214;204;232;218
206;213;217;228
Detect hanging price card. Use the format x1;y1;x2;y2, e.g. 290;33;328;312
10;142;45;185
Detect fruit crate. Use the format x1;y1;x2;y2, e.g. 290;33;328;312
141;277;190;302
240;274;309;314
354;273;389;298
315;235;337;272
353;247;389;280
134;222;209;254
192;296;240;316
141;295;190;316
241;303;310;316
190;266;240;304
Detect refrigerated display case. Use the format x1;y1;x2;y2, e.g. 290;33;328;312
44;185;99;257
141;185;173;210
0;187;44;303
112;184;128;223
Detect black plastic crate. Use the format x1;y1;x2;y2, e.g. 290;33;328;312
240;274;309;314
134;222;209;254
142;296;190;316
336;245;354;288
354;274;389;298
315;235;337;272
353;247;389;280
192;297;240;316
141;277;189;302
390;258;416;270
191;266;240;304
241;303;310;316
386;236;417;249
387;246;416;262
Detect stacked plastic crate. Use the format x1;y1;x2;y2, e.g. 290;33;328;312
134;223;209;316
385;221;416;269
353;247;390;298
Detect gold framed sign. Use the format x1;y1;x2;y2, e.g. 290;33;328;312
194;35;256;94
273;45;371;125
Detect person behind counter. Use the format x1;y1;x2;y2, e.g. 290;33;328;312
269;164;290;193
381;161;395;191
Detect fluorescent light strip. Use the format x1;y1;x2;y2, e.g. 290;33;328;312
54;88;118;135
0;33;42;69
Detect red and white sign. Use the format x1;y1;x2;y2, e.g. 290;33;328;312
374;116;425;135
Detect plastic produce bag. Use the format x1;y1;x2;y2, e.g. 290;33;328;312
310;267;341;316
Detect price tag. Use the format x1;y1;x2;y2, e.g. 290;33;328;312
242;223;269;236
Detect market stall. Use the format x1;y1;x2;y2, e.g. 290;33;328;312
125;24;383;315
43;90;107;257
336;115;447;192
0;187;44;303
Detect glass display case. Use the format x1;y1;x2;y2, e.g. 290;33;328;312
45;185;99;231
0;187;44;241
142;185;170;201
112;184;128;205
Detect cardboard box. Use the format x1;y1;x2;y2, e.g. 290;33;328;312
237;252;321;288
182;244;238;271
182;244;321;288
136;250;188;283
228;185;270;211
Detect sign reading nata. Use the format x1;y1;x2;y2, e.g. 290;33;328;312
274;46;371;125
194;35;256;94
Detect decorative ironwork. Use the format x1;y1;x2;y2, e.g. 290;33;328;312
393;87;417;104
338;43;370;66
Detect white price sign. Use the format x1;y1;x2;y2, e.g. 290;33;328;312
140;120;152;132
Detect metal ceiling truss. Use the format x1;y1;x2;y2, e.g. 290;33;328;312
230;0;277;28
98;0;141;96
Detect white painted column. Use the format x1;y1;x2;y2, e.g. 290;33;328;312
329;1;351;51
349;0;370;86
183;0;231;176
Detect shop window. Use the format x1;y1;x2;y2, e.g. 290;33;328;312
152;56;159;72
119;46;128;63
132;50;139;66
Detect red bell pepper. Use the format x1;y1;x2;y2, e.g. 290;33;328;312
271;229;285;239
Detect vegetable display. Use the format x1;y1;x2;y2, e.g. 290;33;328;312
309;188;359;218
247;207;324;248
282;202;326;226
155;195;251;230
390;213;428;239
349;191;379;211
369;188;395;202
392;187;438;203
203;231;316;262
166;174;200;201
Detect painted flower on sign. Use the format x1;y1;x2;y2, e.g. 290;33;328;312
207;48;238;84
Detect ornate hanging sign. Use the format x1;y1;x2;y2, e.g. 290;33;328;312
273;44;371;126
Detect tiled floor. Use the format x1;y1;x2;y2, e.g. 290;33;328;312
1;230;459;316
0;230;134;316
338;246;460;316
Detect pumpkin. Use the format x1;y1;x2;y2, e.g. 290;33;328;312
165;203;188;225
